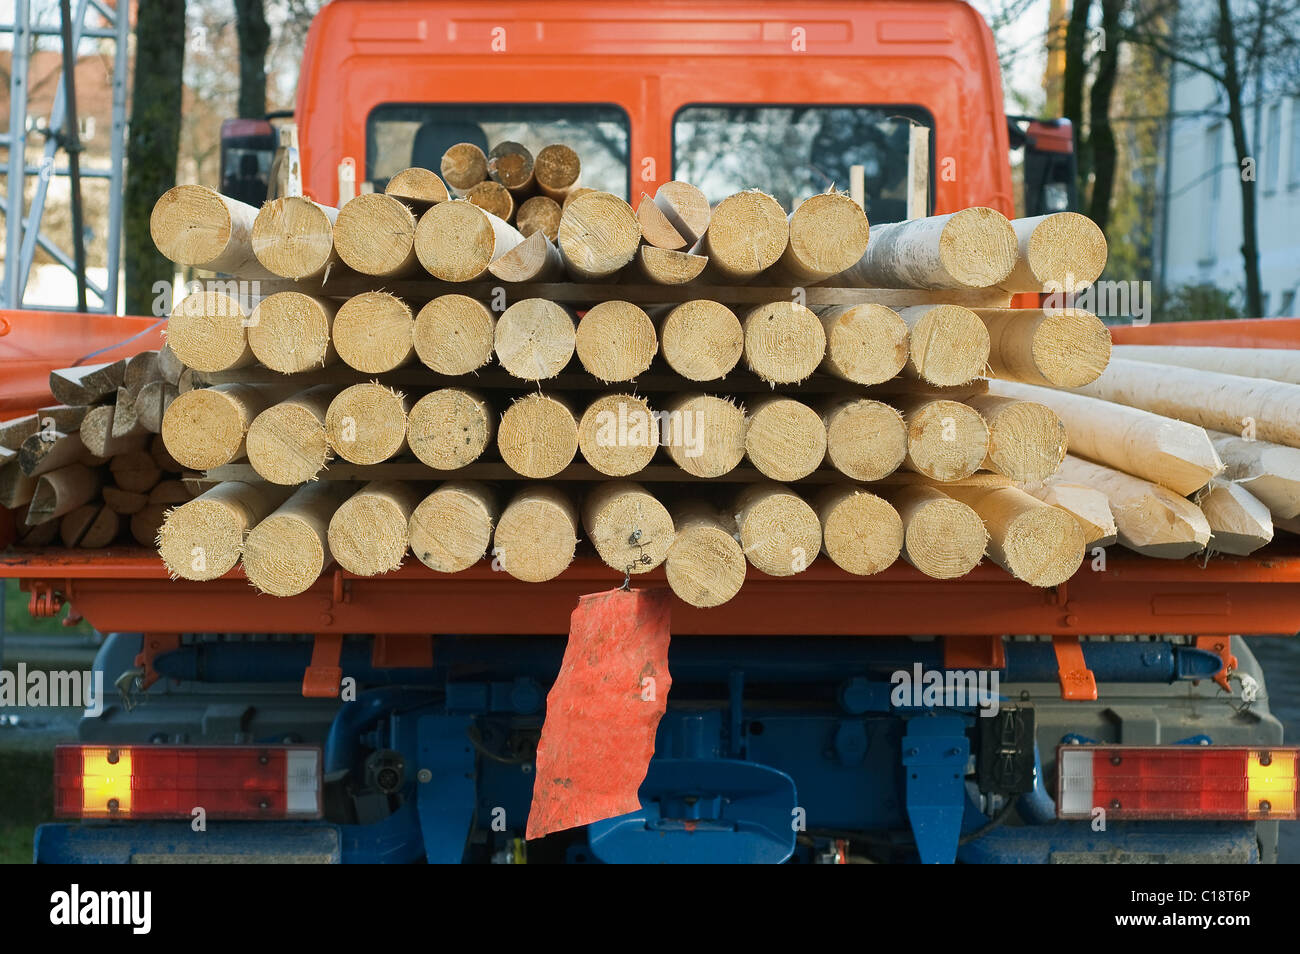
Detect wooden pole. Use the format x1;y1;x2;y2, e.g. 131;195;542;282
575;300;658;382
26;464;102;525
1112;345;1300;384
834;207;1018;289
241;481;357;597
637;192;688;250
775;191;871;284
659;393;746;478
487;230;566;283
815;483;903;575
150;432;181;473
18;430;88;477
1209;430;1300;519
534;144;582;202
162;383;286;469
245;385;336;485
413;295;496;375
109;450;162;493
465;181;515;223
408;388;495;470
636;246;708;285
385;167;450;206
104;486;148;514
1199;479;1273;555
79;404;148;459
247;292;338;373
818;304;909;386
415;199;524;282
745;396;827;481
1025;481;1117;547
156;344;184;385
578;393;659;477
327;480;423;575
325;383;411;465
136;380;179;434
659;299;743;381
494;298;576;380
966;394;1067;482
742;301;826;384
896;304;990;387
943;484;1085;586
0;414;39;449
159;481;294;580
1000;212;1108;293
652;181;711;247
440;142;488;196
497;393;578;478
987;379;1223;495
582;480;675;574
167;288;257;373
1057;454;1211;558
897;397;990;481
408;480;498;572
333;193;421;278
664;501;747;608
883;485;987;579
252;196;340;281
49;360;126;406
332;291;416;373
487;141;536;198
700;190;789;280
0;462;37;508
557;191;641;280
733;482;822;577
123;351;162;395
823;397;908;481
150;184;267;276
978;307;1110;387
493;484;579;582
516;195;562;241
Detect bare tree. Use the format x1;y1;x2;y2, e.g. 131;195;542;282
234;0;270;118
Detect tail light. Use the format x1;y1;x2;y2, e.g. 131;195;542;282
54;745;322;820
1057;745;1299;821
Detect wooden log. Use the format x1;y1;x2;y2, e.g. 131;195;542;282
465;180;515;222
896;397;990;481
111;388;141;440
700;190;789;281
941;484;1084;586
742;301;826;384
37;405;90;434
123;351;162;395
823;397;908;481
325;383;411;465
415;200;524;282
883;485;987;579
18;510;59;545
563;187;596;211
966;394;1067;483
1111;345;1300;384
664;502;747;608
0;414;39;449
385;167;450;206
978;307;1110;387
659;300;743;381
245;385;336;484
26;464;101;525
167;288;256;373
1025;481;1118;547
636;246;708;285
440;142;488;196
79;404;147;458
109;450;162;494
252;196;340;281
82;505;121;547
745;396;826;481
156;343;184;385
326;480;422;575
148;479;190;506
557;191;641;280
159;481;293;580
136;380;179;434
487;230;566;283
60;504;102;547
0;446;13;467
835;207;1018;289
776;191;870;284
578;393;659;477
493;484;579;582
534;144;582;202
660;393;746;478
1000;212;1108;293
1057;455;1211;558
818;304;909;386
1197;480;1273;555
1073;358;1300;448
149;432;181;473
412;294;496;375
18;430;87;477
498;393;578;479
332;291;416;373
242;481;357;597
1208;430;1300;519
129;506;167;546
408;480;498;572
487;141;536;198
815;483;903;576
150;185;265;275
408;388;494;470
733;482;821;577
0;461;37;508
574;300;658;382
493;298;576;380
104;486;148;514
897;304;990;387
162;383;286;469
582;480;675;574
49;360;126;406
516;195;562;242
987;378;1223;495
247;292;338;373
333;193;421;277
637;192;687;250
653;181;711;246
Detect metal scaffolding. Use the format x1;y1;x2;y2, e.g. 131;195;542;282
1;0;129;313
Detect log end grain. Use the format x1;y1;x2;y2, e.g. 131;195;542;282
494;298;576;380
408;481;498;572
168;290;253;373
745;397;827;482
742;301;826;384
557;191;641;280
663;394;746;478
823;398;908;482
325;383;409;465
333;291;415;373
493;485;578;582
333;193;417;276
905;304;990;387
820;303;909;385
408;388;494;470
578;393;659;477
816;485;903;576
251;196;336;279
574;300;658;382
413;294;496;375
938;207;1019;288
660;300;743;381
247;292;336;373
497;393;578;478
705;190;789;279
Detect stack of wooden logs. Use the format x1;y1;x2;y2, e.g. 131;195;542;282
41;142;1148;605
0;351;195;547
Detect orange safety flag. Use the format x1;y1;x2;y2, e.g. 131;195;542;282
526;587;672;840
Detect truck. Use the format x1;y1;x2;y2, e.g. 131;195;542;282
1;0;1296;864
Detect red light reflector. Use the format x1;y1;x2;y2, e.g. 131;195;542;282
54;745;322;820
1057;745;1299;821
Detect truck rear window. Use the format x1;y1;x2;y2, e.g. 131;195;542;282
366;104;631;198
673;105;933;223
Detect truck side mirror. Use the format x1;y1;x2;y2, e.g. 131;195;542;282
1009;117;1079;217
219;118;276;207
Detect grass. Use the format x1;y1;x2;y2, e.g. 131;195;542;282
0;750;54;865
3;579;94;637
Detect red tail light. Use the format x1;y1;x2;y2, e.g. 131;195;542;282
1057;745;1299;821
54;745;322;820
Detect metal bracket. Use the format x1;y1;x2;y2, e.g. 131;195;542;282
371;635;432;669
132;633;181;691
1194;635;1237;693
902;716;969;864
942;634;1006;670
27;581;63;618
1051;635;1097;701
303;633;344;698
